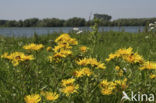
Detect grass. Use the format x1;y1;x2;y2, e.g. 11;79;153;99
0;31;156;103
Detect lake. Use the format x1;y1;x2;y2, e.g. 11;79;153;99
0;26;144;37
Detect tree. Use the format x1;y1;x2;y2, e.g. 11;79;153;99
94;14;112;21
6;20;18;27
64;17;86;26
17;20;23;27
0;20;8;27
23;18;39;27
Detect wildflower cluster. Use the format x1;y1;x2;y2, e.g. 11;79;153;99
106;47;156;89
139;61;156;70
73;67;93;78
61;78;79;96
107;47;156;71
99;80;116;95
76;58;106;69
114;78;128;90
41;91;59;101
1;52;34;66
55;33;78;45
23;43;44;51
25;91;59;103
99;78;127;95
24;94;41;103
49;33;78;62
106;47;144;64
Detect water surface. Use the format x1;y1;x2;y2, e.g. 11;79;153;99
0;26;144;37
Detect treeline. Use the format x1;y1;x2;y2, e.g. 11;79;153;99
0;17;87;27
111;18;156;26
0;15;156;27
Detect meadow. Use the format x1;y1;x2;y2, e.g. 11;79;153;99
0;30;156;103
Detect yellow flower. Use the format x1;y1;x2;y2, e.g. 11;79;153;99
99;80;109;88
47;46;52;51
23;55;35;61
100;79;127;95
61;84;79;96
82;67;93;76
100;80;116;89
76;58;89;66
55;33;70;43
79;46;88;53
150;74;156;79
139;61;156;70
1;52;34;66
53;45;62;53
55;33;78;45
1;52;9;58
106;47;132;62
69;38;78;45
53;52;66;58
106;47;144;64
74;67;93;78
41;91;59;101
105;53;119;62
115;66;120;71
23;43;44;51
24;94;41;103
76;58;106;69
61;78;75;87
99;80;116;95
74;70;84;78
123;53;144;64
49;49;72;63
53;43;72;53
101;89;113;95
117;47;133;56
52;50;72;59
59;50;72;56
115;78;127;90
97;63;106;69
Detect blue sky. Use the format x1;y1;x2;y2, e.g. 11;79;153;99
0;0;156;20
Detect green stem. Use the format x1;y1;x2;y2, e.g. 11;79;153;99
83;77;89;103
